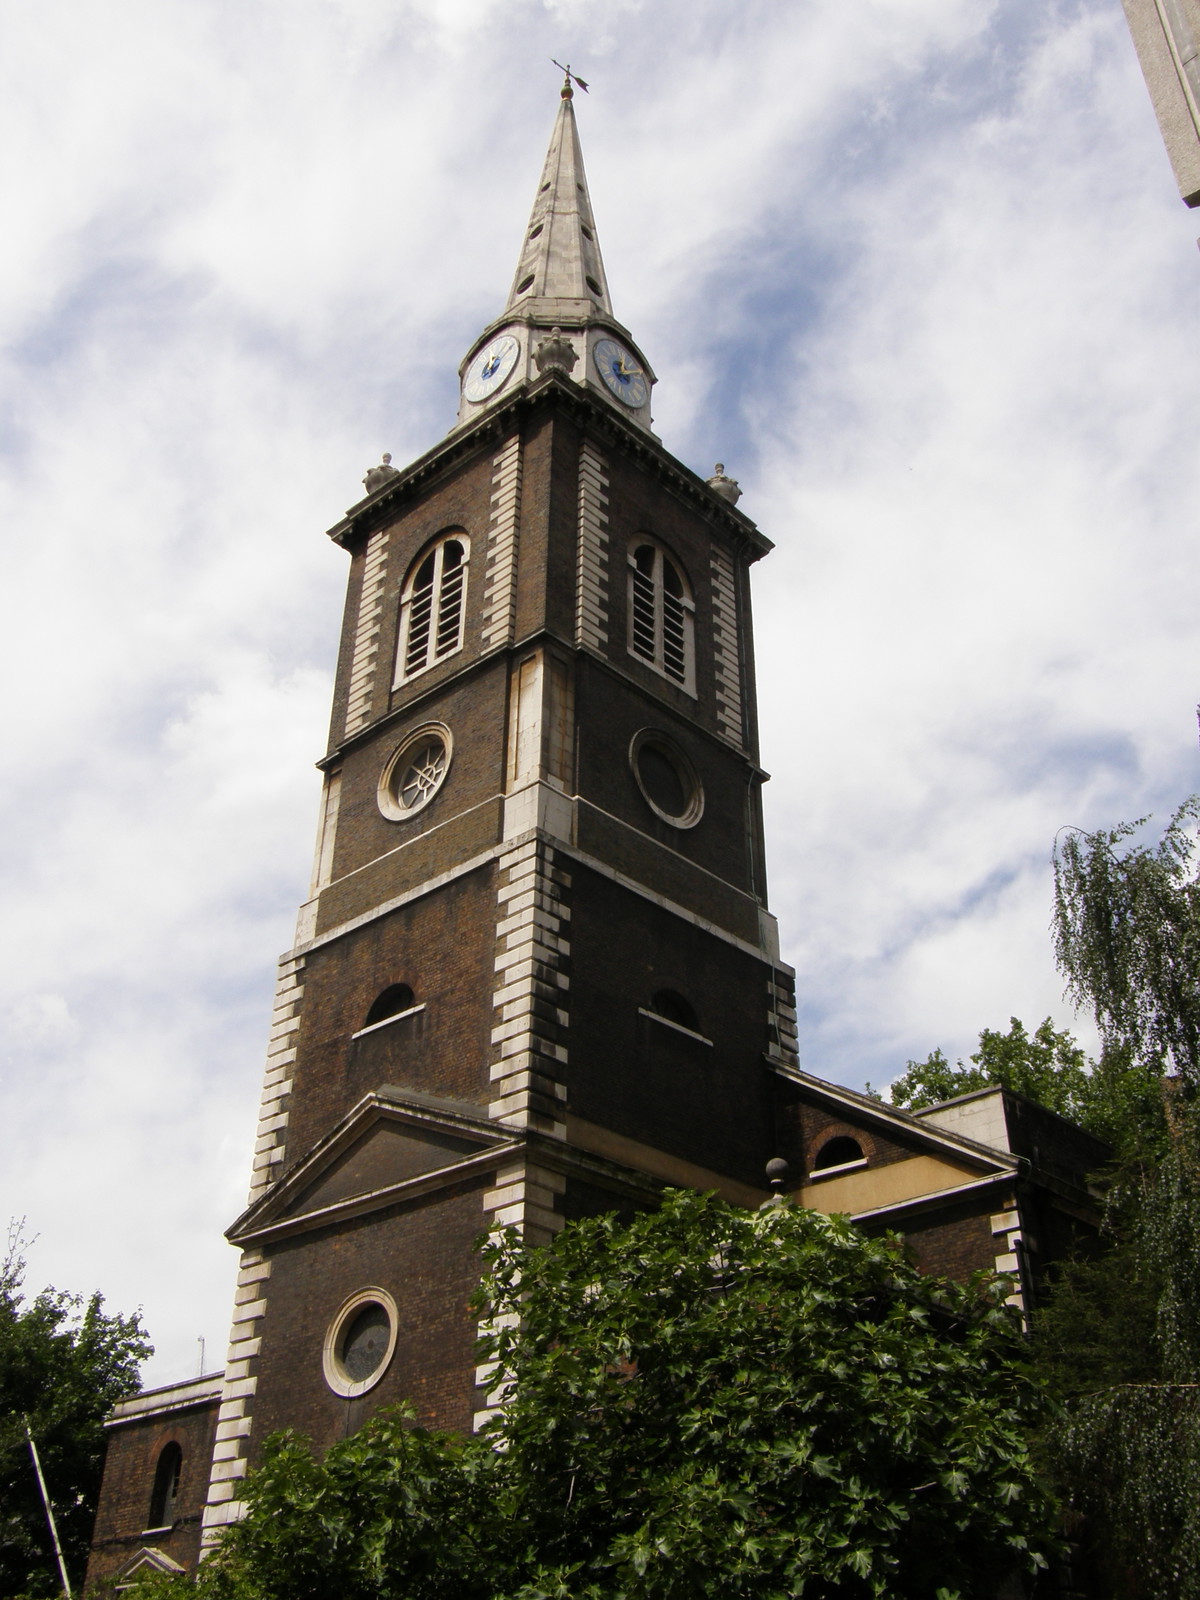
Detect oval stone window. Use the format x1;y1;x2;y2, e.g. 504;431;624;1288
340;1303;390;1382
323;1288;399;1398
629;730;703;829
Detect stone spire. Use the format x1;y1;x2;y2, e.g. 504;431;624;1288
455;81;655;432
505;80;612;321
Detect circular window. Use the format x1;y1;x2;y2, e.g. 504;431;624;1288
585;275;602;296
378;723;452;821
517;273;535;294
323;1288;399;1398
629;730;703;829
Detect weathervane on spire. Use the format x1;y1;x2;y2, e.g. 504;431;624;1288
551;59;589;99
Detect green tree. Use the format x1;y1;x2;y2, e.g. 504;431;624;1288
0;1226;151;1597
141;1192;1054;1600
887;1016;1088;1116
887;1015;1163;1159
1043;802;1200;1596
1053;799;1200;1083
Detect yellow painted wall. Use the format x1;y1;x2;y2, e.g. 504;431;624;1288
797;1153;988;1215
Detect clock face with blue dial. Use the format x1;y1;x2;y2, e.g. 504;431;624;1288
593;338;648;408
464;335;520;403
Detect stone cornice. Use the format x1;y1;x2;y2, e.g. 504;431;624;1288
317;622;768;773
326;372;771;562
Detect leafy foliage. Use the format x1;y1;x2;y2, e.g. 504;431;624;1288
1059;1384;1200;1597
140;1193;1054;1600
888;1017;1088;1115
1042;802;1200;1596
0;1224;151;1596
1053;798;1200;1084
886;1016;1163;1157
876;805;1200;1590
187;1412;494;1600
1027;1192;1161;1405
478;1193;1053;1600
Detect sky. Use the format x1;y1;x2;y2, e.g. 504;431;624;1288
1;0;1197;1388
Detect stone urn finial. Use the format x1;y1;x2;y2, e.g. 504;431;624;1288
765;1157;791;1197
706;463;742;505
534;327;578;376
363;453;400;496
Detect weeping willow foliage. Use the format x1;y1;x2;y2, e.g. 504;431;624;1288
1059;1385;1200;1596
1053;798;1200;1084
1049;801;1200;1595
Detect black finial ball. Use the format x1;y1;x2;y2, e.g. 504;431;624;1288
765;1157;791;1192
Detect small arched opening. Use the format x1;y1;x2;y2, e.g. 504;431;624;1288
649;989;698;1033
364;984;416;1028
812;1135;865;1172
148;1441;182;1530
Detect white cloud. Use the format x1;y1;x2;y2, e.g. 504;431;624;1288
1;0;1197;1384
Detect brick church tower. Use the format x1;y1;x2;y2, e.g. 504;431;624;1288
191;76;796;1547
85;82;1115;1591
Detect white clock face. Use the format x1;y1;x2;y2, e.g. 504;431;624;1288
593;338;648;408
464;335;520;403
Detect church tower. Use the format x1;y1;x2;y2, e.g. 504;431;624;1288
196;80;797;1547
85;81;1120;1592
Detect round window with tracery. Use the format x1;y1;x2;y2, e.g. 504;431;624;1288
378;723;453;821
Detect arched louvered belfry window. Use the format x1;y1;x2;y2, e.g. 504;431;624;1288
148;1441;182;1529
395;534;469;685
627;540;695;692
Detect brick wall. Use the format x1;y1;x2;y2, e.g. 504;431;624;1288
321;666;509;897
284;866;499;1161
567;863;775;1186
248;1181;490;1456
772;1088;937;1178
599;436;756;751
573;657;760;898
86;1396;219;1588
890;1204;1000;1283
334;439;503;744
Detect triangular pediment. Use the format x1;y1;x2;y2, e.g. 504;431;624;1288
228;1087;522;1246
117;1547;185;1586
772;1064;1021;1175
292;1119;482;1214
